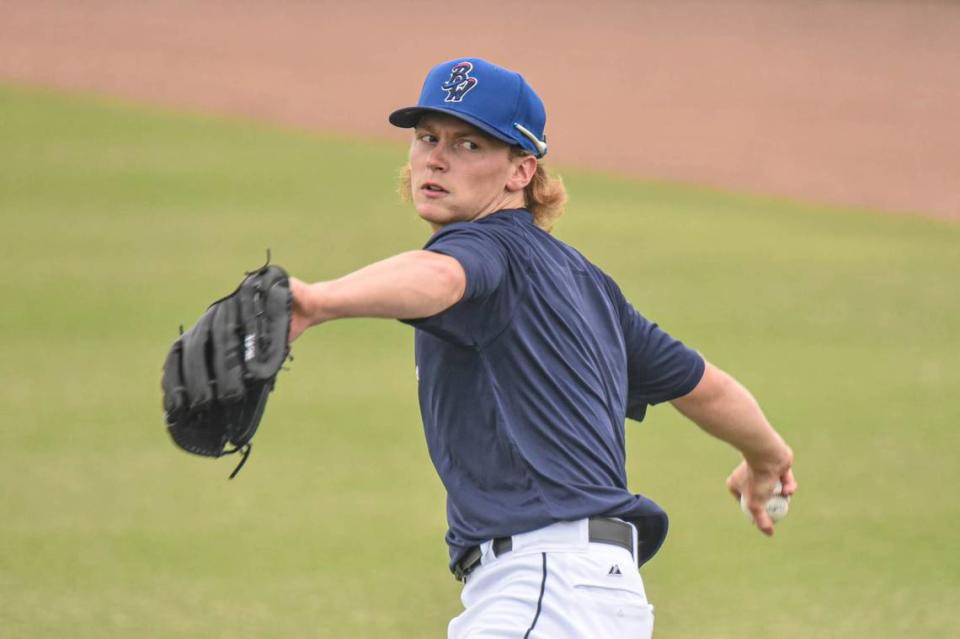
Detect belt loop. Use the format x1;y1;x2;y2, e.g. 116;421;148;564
479;539;493;564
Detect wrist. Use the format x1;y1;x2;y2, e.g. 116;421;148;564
305;281;337;325
744;441;793;475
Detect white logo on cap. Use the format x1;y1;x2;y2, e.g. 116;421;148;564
441;62;479;102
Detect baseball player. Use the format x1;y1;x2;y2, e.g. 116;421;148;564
288;58;796;638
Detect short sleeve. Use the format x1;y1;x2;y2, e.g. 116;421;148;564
401;223;510;347
601;275;705;421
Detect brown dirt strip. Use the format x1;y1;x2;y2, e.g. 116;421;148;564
2;0;958;219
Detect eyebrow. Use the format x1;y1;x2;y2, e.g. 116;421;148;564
415;121;484;139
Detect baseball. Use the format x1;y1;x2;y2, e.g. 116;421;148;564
740;481;790;523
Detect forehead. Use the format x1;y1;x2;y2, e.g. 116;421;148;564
415;113;500;142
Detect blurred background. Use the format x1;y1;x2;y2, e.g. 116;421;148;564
1;1;958;638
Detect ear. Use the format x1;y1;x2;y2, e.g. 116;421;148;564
505;154;538;193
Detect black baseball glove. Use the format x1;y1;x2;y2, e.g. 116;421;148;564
161;261;292;478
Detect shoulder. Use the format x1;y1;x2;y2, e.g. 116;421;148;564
557;240;621;289
568;248;630;313
424;210;533;255
425;217;502;247
423;221;507;260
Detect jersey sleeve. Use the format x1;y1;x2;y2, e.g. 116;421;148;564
601;274;705;421
400;223;510;347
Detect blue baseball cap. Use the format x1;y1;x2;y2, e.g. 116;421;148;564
389;57;548;158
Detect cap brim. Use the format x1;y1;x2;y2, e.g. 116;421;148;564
388;106;518;148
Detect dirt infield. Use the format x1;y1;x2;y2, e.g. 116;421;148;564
2;0;958;218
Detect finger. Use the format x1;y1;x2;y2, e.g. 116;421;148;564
750;502;775;536
780;468;798;497
726;461;747;500
726;475;741;500
754;473;784;501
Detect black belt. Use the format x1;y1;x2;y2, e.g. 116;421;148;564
453;517;635;582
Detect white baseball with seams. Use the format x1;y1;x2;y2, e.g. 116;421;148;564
740;481;789;523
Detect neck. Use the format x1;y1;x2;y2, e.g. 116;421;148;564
473;191;525;221
428;192;525;233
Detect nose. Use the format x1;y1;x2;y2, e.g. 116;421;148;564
426;142;448;171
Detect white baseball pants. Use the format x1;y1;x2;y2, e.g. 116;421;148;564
448;519;655;638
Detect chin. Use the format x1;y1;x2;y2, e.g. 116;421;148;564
414;200;462;227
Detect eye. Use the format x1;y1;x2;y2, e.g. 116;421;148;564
460;139;480;151
417;133;438;144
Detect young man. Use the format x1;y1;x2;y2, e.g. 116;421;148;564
288;58;796;638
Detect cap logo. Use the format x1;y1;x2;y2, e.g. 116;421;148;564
441;62;478;103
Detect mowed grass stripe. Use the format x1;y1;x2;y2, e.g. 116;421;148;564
1;84;957;638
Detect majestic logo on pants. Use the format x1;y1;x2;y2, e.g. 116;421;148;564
441;62;478;102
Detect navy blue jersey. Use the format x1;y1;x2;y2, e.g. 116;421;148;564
403;209;704;568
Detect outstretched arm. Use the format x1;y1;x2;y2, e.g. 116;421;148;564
671;361;797;536
287;250;466;342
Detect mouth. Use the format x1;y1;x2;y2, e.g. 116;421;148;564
420;182;449;197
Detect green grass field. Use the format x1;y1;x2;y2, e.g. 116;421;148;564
1;84;958;638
